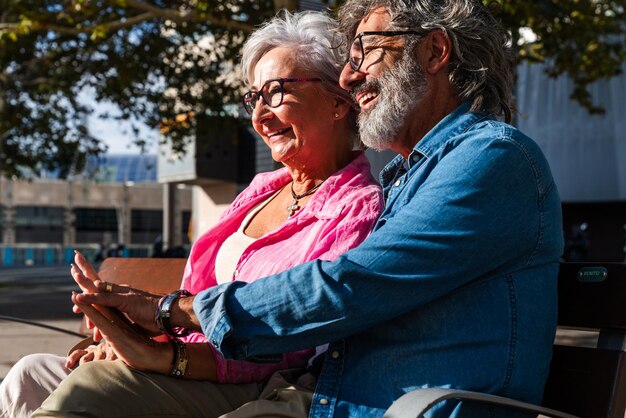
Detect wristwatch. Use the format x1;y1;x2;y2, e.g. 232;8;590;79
155;289;192;337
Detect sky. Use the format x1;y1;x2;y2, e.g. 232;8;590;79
82;88;159;155
89;110;159;155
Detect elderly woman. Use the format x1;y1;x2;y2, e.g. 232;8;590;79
0;10;383;418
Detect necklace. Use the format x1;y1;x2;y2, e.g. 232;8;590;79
287;181;324;217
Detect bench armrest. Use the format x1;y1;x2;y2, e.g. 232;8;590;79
383;388;580;418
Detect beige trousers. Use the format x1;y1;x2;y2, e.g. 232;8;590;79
31;360;314;418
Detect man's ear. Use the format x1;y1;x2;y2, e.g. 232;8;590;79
424;29;452;75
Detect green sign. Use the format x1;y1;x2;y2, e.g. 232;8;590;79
576;266;608;283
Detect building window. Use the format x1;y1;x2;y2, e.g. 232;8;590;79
131;209;163;244
131;209;163;232
15;206;65;243
15;206;64;227
74;208;118;244
74;208;118;231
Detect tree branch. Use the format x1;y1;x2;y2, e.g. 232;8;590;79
0;1;255;37
124;0;255;32
0;12;154;35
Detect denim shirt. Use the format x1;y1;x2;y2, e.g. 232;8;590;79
194;103;564;418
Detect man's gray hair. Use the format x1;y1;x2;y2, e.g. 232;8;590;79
241;11;351;108
338;0;515;122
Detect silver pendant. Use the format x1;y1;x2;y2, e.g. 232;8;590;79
287;199;300;217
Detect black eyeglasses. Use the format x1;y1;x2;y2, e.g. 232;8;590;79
348;30;427;71
242;77;323;115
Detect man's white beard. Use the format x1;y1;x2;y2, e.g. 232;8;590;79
357;53;427;151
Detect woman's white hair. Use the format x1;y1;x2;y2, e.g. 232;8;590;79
241;11;351;107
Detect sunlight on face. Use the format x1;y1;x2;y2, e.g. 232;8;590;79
250;47;336;166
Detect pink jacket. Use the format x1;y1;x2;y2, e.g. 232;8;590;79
180;153;383;383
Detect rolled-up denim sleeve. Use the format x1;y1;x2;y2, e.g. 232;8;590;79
194;132;562;361
194;281;292;362
193;283;238;353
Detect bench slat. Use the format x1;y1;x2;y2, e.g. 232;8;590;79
97;257;186;294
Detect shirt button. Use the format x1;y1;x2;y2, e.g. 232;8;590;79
212;340;218;347
394;180;401;187
319;398;329;405
412;154;419;162
331;350;340;359
233;270;239;277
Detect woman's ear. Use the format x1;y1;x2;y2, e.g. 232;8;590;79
424;29;452;75
333;98;352;120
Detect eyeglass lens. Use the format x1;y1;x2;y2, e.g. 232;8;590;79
349;31;424;71
243;79;284;115
349;36;365;71
242;78;322;115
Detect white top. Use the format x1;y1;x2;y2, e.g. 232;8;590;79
214;190;279;284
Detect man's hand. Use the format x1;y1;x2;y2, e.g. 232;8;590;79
73;286;164;335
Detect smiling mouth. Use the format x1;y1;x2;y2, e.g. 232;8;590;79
267;127;291;138
357;91;379;109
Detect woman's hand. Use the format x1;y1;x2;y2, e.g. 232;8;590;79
71;251;101;295
65;340;118;369
72;293;173;374
71;251;155;297
71;251;162;340
71;251;107;340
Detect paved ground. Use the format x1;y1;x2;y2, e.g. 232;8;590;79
0;265;83;379
0;319;83;379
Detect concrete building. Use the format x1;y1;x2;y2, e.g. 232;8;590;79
0;155;192;265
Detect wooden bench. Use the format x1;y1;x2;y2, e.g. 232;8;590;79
78;257;186;335
97;257;186;294
384;262;626;418
92;259;626;417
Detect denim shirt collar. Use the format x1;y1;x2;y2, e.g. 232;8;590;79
380;101;491;188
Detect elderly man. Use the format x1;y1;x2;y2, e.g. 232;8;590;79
39;1;563;417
